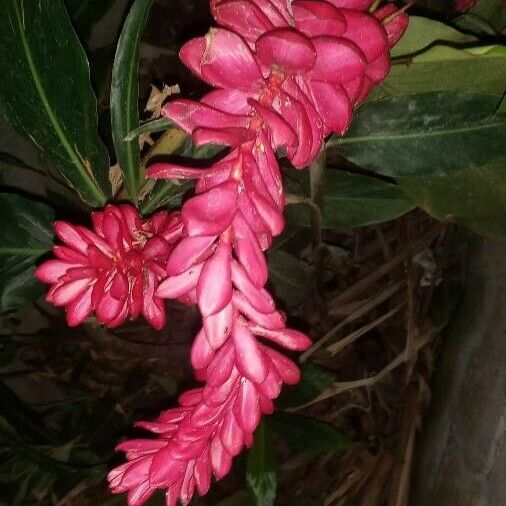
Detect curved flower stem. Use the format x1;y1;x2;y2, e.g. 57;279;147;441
309;149;327;303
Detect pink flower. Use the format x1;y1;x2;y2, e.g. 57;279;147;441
109;302;310;506
106;2;409;504
149;139;284;242
149;147;281;333
108;112;309;506
165;1;408;170
35;205;183;329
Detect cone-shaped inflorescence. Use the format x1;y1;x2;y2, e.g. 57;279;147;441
36;1;408;505
108;1;407;502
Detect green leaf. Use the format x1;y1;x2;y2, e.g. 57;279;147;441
398;161;506;239
111;0;154;205
65;0;119;41
0;193;54;311
381;44;506;97
471;0;506;32
139;128;189;215
125;118;174;142
267;250;313;309
0;0;110;207
246;422;277;506
0;154;87;213
391;16;477;57
454;13;498;36
180;140;225;160
320;172;414;227
331;93;506;178
12;474;31;506
269;413;351;456
141;179;193;216
499;94;506;114
271;222;312;253
90;43;117;109
150;374;178;396
337;92;506;239
379;18;506;97
142;128;189;166
287;170;414;229
277;363;337;409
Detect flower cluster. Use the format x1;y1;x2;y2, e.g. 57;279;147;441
36;1;408;505
108;324;310;506
163;0;408;170
36;205;183;330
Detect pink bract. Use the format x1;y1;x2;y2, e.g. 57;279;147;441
36;205;183;330
169;1;407;171
40;1;409;505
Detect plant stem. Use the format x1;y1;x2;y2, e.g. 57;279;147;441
309;149;327;306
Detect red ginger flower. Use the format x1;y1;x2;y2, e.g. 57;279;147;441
109;124;305;506
36;205;183;329
109;322;309;506
106;1;409;504
108;225;310;505
164;0;408;168
148;139;285;344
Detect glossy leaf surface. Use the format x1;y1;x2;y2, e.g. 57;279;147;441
0;0;110;207
286;169;414;228
332;93;506;178
111;0;154;205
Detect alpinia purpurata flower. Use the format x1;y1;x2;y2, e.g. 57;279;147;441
109;124;303;506
36;205;183;329
106;1;409;504
148;138;284;245
109;305;311;506
166;0;409;164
